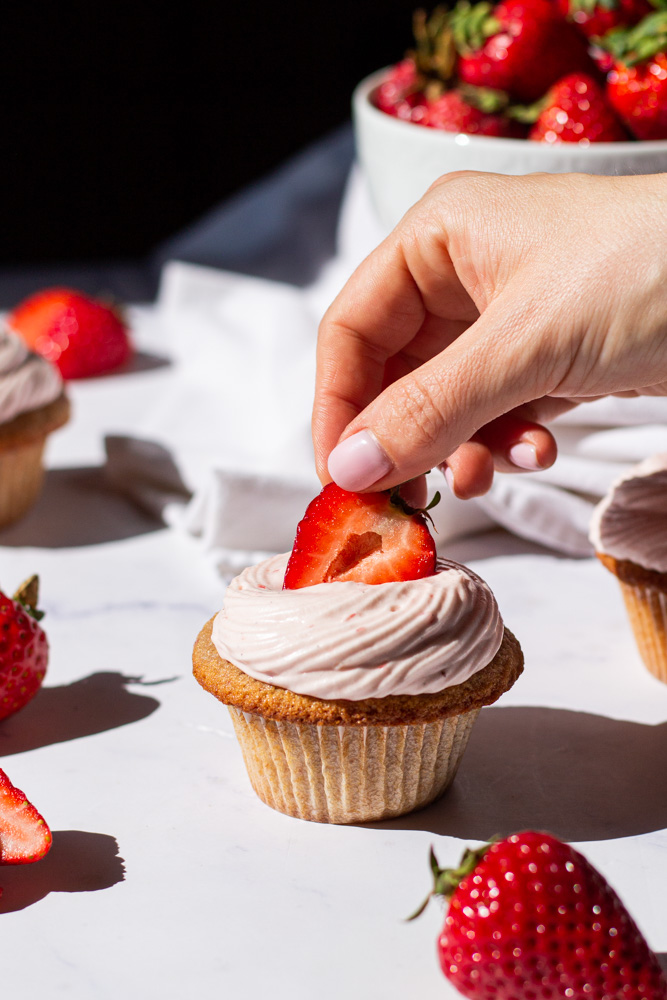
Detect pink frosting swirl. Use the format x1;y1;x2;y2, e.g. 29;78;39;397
0;326;62;422
211;554;504;700
589;453;667;573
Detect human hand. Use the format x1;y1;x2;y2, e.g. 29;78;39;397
312;171;667;498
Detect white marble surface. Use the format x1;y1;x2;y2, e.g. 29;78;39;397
0;307;664;997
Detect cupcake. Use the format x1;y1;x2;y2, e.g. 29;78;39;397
193;486;523;824
0;326;70;527
589;454;667;683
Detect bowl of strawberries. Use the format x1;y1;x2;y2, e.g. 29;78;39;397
353;0;667;229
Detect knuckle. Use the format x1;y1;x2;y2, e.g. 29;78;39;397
426;169;479;194
394;374;448;453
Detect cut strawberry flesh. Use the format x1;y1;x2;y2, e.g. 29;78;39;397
283;484;437;589
325;530;383;581
0;768;52;865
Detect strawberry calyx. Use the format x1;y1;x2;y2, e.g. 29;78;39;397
408;842;494;920
457;83;511;113
410;6;457;89
571;0;622;14
388;486;441;528
11;575;44;622
507;92;552;123
598;9;667;62
448;0;502;56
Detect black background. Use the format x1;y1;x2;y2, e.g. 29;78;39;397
2;1;416;265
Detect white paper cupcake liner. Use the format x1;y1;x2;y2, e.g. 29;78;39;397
227;706;479;824
618;580;667;684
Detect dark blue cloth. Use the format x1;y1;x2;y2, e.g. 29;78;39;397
0;126;354;308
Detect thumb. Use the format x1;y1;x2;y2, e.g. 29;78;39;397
326;298;564;491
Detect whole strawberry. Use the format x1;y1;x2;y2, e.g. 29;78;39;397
527;72;629;142
375;10;455;124
602;13;667;139
283;484;439;589
426;85;528;136
451;0;598;102
557;0;653;39
0;577;48;723
8;287;132;379
375;58;423;119
414;832;666;999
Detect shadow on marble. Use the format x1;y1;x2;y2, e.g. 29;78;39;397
108;349;170;376
0;672;166;754
369;705;667;843
102;434;192;520
0;831;124;912
659;954;667;972
444;528;576;564
0;466;165;547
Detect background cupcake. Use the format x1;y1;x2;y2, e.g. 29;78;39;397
0;326;70;527
589;453;667;683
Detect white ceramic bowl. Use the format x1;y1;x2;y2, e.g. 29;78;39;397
353;67;667;230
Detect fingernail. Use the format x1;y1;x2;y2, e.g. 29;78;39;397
327;430;393;491
443;465;456;494
508;441;541;471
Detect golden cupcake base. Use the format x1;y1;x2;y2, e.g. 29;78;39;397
194;617;523;824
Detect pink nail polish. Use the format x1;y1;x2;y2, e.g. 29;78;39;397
508;442;541;471
443;466;456;493
327;430;392;491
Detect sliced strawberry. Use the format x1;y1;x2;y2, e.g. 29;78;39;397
0;768;52;865
283;483;437;589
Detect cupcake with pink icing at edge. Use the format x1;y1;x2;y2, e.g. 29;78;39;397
590;454;667;684
0;326;69;527
193;485;523;825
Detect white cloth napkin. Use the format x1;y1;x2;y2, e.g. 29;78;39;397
133;165;667;574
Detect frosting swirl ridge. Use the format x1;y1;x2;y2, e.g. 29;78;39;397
211;553;504;700
589;453;667;573
0;326;63;423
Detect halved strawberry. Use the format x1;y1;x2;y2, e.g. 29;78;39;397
283;483;438;589
0;768;52;865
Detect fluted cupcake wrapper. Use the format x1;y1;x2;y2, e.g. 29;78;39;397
618;581;667;684
0;439;46;528
227;707;479;824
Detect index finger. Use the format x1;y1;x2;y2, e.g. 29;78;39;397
312;216;475;481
